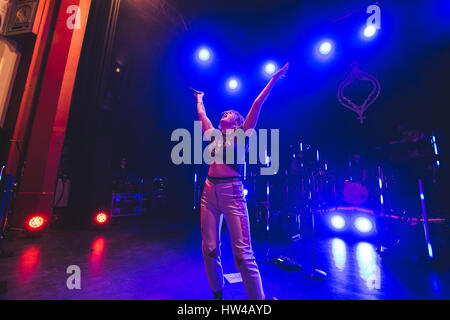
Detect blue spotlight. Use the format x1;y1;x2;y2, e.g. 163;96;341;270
243;189;248;197
229;79;238;89
198;48;211;61
196;47;213;65
354;217;373;233
315;40;334;60
364;25;377;38
264;62;276;75
227;77;240;91
319;41;332;55
331;215;346;230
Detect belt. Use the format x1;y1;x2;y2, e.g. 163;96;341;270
207;176;242;184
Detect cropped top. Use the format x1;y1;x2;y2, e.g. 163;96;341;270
209;126;249;174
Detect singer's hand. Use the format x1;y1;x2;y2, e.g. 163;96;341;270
272;62;289;80
195;91;205;100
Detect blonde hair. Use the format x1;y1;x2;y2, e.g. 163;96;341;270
219;109;244;131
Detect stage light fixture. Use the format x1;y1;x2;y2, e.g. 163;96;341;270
229;79;238;89
330;215;345;230
198;48;210;61
227;77;240;91
27;216;46;231
196;47;212;63
354;217;373;233
363;25;377;38
243;189;249;197
95;212;109;225
264;62;276;75
319;41;332;55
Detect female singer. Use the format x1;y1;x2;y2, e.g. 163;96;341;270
194;63;289;300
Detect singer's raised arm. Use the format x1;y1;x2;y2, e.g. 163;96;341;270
195;91;214;138
243;62;289;132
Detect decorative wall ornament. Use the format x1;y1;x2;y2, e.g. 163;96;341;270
337;62;381;124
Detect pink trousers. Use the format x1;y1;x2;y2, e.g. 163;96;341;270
200;178;265;300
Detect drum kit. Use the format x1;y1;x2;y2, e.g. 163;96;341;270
283;147;375;212
245;134;444;271
287;136;439;216
342;181;369;206
248;132;443;242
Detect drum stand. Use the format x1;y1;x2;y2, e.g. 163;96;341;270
304;173;327;279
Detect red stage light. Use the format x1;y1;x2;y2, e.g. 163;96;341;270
27;216;45;230
95;212;109;225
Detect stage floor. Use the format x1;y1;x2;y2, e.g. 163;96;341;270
0;216;448;300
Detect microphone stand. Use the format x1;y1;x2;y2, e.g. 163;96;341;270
304;171;326;279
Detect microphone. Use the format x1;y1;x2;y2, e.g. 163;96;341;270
190;87;202;95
